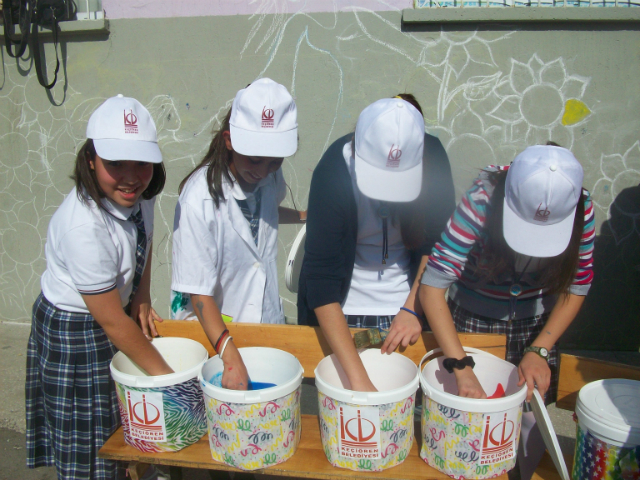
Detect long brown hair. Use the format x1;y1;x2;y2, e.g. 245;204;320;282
351;93;429;250
71;139;166;211
478;168;585;295
178;109;233;207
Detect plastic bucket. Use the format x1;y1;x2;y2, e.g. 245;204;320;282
572;379;640;479
198;347;303;471
419;347;527;479
110;337;208;452
315;349;419;472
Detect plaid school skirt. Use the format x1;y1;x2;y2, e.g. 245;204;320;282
448;299;559;404
26;293;120;480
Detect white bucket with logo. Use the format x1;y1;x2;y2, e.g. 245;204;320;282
110;337;208;453
315;349;419;472
198;347;304;471
572;379;640;480
419;347;527;479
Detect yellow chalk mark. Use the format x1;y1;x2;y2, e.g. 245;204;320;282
562;99;591;126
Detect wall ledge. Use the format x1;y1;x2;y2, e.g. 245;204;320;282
403;6;640;22
0;18;109;38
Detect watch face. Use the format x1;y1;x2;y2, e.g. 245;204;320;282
539;347;549;357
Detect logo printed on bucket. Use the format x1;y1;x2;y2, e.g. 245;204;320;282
339;406;381;459
126;389;167;442
479;407;519;465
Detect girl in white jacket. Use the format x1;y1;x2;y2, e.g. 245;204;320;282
171;78;304;390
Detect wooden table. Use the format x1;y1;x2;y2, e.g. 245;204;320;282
100;415;509;479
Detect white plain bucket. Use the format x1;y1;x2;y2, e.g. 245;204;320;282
110;337;208;452
315;349;419;472
198;347;303;470
419;347;527;479
572;379;640;479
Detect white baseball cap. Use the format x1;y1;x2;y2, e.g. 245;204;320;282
86;94;162;163
354;98;424;202
229;78;298;158
503;145;584;257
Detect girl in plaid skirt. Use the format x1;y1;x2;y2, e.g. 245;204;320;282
420;144;595;479
26;95;173;480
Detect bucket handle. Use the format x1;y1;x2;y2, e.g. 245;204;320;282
418;346;493;397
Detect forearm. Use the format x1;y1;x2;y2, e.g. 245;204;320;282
315;302;375;391
83;290;172;375
530;293;585;350
132;243;153;305
404;255;429;317
190;294;228;348
278;206;306;224
420;285;466;359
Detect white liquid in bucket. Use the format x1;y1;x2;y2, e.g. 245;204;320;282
315;349;419;472
419;348;527;479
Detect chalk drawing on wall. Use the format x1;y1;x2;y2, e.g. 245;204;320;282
592;141;640;223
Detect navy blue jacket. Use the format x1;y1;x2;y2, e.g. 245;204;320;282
297;133;456;326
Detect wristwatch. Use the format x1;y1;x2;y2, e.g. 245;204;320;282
523;346;549;361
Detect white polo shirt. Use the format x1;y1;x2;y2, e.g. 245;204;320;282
41;187;154;313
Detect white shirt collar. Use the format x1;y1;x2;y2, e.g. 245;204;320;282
99;195;136;221
227;171;272;202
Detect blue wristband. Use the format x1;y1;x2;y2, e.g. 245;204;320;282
400;307;422;319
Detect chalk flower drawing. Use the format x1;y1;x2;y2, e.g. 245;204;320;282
592;141;640;216
487;54;591;149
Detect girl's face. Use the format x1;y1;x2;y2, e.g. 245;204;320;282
222;131;284;192
89;154;154;208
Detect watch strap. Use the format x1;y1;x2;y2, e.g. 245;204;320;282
524;346;549;361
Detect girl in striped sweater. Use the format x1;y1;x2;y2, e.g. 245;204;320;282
419;143;594;479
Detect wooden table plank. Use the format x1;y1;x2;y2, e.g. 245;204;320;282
100;415;508;479
556;354;640;411
154;320;507;377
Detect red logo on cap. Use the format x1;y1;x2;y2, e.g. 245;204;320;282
386;144;402;168
262;107;274;128
124;109;138;134
534;204;550;222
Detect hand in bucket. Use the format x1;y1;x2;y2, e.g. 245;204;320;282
454;367;487;399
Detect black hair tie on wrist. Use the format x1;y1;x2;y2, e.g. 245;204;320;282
442;356;476;374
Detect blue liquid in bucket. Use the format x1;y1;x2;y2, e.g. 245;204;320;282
248;381;276;390
208;372;275;390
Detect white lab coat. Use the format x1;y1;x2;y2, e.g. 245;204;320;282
171;167;286;323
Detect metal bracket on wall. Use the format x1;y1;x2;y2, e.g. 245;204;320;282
0;18;110;39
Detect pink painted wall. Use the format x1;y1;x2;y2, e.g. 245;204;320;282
102;0;413;19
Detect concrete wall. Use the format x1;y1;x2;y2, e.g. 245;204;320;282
1;3;638;349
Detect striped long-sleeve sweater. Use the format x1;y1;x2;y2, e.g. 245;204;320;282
421;166;595;321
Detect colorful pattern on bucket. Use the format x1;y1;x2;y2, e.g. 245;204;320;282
420;394;522;479
317;391;415;472
204;387;301;470
572;422;640;480
115;377;207;453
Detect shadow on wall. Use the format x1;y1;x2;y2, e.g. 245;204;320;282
561;185;640;351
